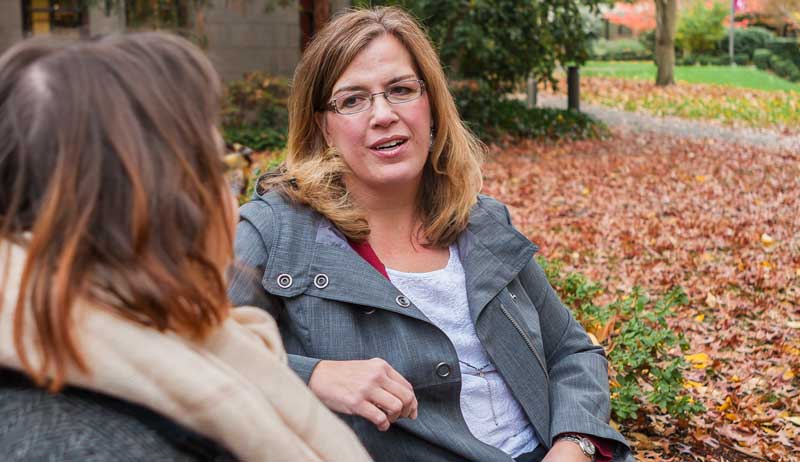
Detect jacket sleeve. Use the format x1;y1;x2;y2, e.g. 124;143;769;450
519;260;630;456
499;201;631;460
227;201;322;384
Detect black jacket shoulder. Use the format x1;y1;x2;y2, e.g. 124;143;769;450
0;369;234;462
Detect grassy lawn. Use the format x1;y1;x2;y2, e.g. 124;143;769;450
583;60;800;92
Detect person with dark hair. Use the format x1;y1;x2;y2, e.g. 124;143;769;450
229;6;632;462
0;32;371;462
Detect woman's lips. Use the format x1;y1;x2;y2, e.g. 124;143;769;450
369;138;408;158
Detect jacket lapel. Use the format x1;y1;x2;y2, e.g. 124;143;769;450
458;199;538;324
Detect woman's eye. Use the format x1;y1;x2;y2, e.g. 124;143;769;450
389;85;412;96
341;95;367;108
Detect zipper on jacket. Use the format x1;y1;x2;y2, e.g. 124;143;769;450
499;302;549;382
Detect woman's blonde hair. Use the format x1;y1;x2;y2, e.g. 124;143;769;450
0;33;232;391
267;6;484;246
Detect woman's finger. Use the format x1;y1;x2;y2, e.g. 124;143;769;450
355;401;391;431
379;373;418;419
368;387;404;423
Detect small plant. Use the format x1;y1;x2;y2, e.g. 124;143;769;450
538;257;705;423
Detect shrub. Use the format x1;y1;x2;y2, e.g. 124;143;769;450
451;81;608;142
734;53;750;66
677;1;728;56
717;27;776;60
766;38;800;67
753;48;772;70
222;71;289;151
695;54;715;66
591;38;652;61
677;55;697;66
538;257;706;423
769;55;800;80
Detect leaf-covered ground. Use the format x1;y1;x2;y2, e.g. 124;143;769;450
546;76;800;134
482;132;800;461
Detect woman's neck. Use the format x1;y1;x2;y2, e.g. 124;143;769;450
347;181;450;272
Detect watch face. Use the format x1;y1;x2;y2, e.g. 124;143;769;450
580;438;596;456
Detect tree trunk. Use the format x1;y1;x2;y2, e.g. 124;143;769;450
654;0;677;86
313;0;330;34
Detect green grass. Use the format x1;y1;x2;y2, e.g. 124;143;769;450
582;60;800;92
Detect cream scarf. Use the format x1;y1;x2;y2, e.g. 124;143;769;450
0;240;372;462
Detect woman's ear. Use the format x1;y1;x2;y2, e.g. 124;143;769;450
315;112;332;147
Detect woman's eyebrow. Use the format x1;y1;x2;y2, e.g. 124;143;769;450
332;74;417;96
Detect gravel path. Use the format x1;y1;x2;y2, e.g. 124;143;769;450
538;93;800;151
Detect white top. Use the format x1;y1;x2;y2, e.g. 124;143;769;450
386;245;539;457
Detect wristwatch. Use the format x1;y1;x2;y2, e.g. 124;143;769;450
557;434;596;459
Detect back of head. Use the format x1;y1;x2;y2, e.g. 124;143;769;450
0;32;232;390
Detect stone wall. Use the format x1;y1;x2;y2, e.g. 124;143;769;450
205;0;301;81
0;0;23;55
0;1;353;80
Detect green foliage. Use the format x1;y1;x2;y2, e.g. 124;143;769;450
717;27;776;60
733;53;750;66
360;0;606;92
676;1;728;56
770;56;800;82
538;257;706;423
766;38;800;67
591;38;652;61
221;71;289;151
451;82;608;142
753;48;772;70
222;126;286;152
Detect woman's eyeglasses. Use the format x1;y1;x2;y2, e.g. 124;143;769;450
326;79;425;115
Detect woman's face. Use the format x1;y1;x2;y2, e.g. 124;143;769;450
320;34;432;198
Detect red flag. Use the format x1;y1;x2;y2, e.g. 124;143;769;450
734;0;746;12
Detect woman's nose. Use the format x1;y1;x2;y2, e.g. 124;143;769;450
369;96;399;127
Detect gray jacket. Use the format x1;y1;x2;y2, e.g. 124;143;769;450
229;191;632;462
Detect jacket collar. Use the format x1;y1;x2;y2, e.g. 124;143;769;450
259;193;538;323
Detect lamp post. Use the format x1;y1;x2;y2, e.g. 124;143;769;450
729;0;735;65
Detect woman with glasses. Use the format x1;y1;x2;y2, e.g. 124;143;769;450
229;7;631;462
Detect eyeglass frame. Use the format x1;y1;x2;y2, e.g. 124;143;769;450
325;79;426;115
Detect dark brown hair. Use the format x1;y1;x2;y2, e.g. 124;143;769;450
0;32;232;391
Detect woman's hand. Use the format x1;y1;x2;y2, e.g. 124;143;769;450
542;439;592;462
308;358;418;431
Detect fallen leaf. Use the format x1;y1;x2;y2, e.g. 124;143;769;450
694;313;705;322
685;352;711;369
785;416;800;426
